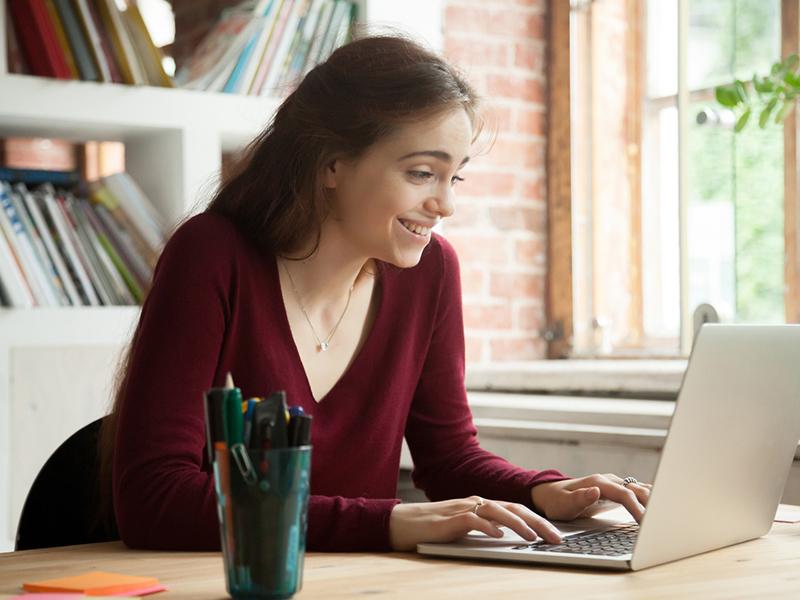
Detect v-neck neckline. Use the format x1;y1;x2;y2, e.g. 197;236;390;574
272;254;386;406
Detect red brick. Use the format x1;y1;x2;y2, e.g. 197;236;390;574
490;336;547;361
483;104;514;133
514;237;547;265
515;303;546;331
446;201;485;228
520;175;547;202
444;5;546;39
460;265;487;296
489;205;546;232
485;74;545;103
447;233;512;265
490;271;545;299
463;303;513;330
465;336;486;363
456;171;516;198
516;106;547;136
484;137;545;169
444;37;510;68
513;41;545;71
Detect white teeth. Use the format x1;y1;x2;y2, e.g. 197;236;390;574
399;219;430;236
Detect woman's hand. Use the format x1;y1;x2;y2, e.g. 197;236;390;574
388;496;564;551
531;474;652;523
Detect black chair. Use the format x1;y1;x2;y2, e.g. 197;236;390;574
15;417;119;550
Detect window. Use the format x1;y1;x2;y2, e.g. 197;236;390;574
557;0;791;358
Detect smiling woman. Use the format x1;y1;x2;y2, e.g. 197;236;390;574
97;34;649;554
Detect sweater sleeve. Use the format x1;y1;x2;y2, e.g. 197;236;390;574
113;215;400;551
404;236;569;511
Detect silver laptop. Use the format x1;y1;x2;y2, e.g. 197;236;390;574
417;325;800;570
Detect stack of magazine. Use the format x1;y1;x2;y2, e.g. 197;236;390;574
0;172;167;308
175;0;356;95
7;0;172;87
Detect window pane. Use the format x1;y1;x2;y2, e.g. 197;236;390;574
686;0;784;325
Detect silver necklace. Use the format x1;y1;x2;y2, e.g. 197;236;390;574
281;259;357;352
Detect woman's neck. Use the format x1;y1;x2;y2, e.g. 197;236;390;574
277;229;375;319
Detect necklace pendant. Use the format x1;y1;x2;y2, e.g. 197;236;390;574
319;341;329;352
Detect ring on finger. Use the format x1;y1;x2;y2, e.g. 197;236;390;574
622;476;638;487
472;497;485;516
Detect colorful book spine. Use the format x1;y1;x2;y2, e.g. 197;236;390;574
8;0;72;80
52;0;100;81
8;183;68;305
23;188;83;306
0;183;54;305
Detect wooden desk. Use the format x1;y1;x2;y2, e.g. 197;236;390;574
1;522;798;599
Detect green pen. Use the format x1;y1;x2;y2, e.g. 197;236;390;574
223;386;244;446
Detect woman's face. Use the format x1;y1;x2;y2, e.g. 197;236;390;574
323;108;473;268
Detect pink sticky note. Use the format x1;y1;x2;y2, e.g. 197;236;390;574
111;584;167;597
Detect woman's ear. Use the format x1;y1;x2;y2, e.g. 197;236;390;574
321;160;338;189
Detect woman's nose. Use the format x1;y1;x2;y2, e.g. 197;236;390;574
424;190;455;219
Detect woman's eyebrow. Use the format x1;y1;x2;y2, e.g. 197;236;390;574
398;150;470;166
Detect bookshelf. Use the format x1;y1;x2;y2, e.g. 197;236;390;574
0;0;443;553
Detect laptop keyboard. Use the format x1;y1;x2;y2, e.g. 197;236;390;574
511;523;639;557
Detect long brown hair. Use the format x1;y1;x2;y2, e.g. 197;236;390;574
97;33;481;526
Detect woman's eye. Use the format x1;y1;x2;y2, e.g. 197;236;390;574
409;170;435;181
451;175;465;186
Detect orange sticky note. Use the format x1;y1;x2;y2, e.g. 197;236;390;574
23;571;160;596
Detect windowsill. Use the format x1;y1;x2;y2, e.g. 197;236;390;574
465;359;687;399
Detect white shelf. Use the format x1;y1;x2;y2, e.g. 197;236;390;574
0;73;280;151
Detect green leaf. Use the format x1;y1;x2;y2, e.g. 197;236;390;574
735;108;751;132
759;97;778;128
716;85;740;108
734;80;749;102
783;53;799;72
774;99;795;123
753;74;774;94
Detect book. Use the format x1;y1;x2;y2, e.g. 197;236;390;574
56;194;109;304
251;0;299;95
6;10;30;74
74;200;135;304
25;187;83;305
8;0;72;79
238;0;286;95
95;0;147;85
0;182;54;305
280;0;325;87
43;0;80;79
0;137;76;172
174;5;262;91
40;184;100;305
0;191;35;307
88;203;145;302
73;0;113;83
8;183;67;305
299;0;335;77
85;0;124;84
121;2;173;88
102;172;166;255
0;167;80;186
52;0;100;81
223;1;277;94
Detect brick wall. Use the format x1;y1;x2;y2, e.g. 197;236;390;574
442;0;549;364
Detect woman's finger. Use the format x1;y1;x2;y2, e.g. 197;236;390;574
502;502;564;544
626;482;651;506
473;499;538;541
587;476;646;522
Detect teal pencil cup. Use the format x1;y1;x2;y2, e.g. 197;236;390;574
213;445;312;600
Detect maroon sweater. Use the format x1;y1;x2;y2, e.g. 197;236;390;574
112;212;567;551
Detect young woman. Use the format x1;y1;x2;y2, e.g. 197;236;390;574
99;34;650;552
